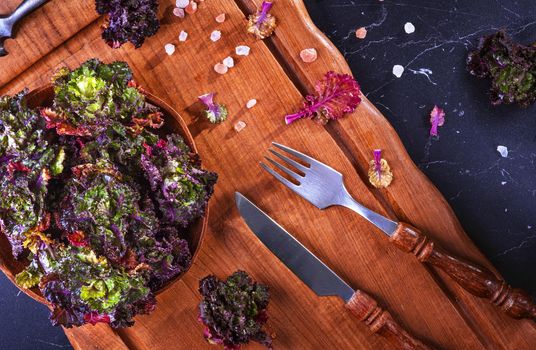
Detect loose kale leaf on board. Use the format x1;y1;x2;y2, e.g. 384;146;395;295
96;0;160;49
285;71;362;125
199;271;272;350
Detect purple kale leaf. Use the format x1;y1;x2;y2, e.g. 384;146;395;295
467;31;536;107
131;221;192;291
198;271;272;350
285;71;361;125
140;135;217;227
96;0;160;49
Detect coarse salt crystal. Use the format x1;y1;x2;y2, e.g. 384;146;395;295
246;99;257;109
215;13;226;23
214;63;228;74
355;27;367;39
185;1;197;14
300;48;317;63
173;8;185;17
164;43;176;55
210;30;222;42
404;22;415;34
392;65;404;78
179;30;188;42
234;121;246;132
176;0;189;8
235;45;251;56
222;56;234;68
497;145;508;158
501;181;507;185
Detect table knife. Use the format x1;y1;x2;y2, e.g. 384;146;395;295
235;192;432;350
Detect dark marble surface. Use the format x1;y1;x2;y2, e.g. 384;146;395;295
1;1;535;349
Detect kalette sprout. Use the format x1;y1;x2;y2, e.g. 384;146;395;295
368;149;393;188
247;1;277;39
199;93;228;123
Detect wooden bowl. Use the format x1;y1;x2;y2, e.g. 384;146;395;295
0;85;208;304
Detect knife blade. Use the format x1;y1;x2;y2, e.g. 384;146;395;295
235;192;432;350
235;191;354;301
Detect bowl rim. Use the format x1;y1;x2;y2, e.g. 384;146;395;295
0;85;209;305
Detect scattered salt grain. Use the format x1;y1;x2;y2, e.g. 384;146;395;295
164;43;176;55
355;27;367;39
235;45;251;56
392;65;404;78
185;1;197;14
210;30;222;42
404;22;415;34
234;121;246;132
173;8;185;18
497;145;508;158
179;30;188;42
223;56;234;68
501;181;507;185
214;63;228;75
300;48;318;63
215;13;226;23
246;99;257;109
176;0;189;8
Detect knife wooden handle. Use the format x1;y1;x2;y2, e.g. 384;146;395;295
345;290;432;350
391;222;536;320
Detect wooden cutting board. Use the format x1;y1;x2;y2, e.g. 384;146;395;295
1;1;535;349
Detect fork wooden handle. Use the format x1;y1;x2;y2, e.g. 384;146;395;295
346;290;432;349
391;222;536;320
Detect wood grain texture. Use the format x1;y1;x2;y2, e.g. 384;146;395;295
0;0;535;349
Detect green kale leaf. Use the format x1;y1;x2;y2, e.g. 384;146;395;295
42;59;150;136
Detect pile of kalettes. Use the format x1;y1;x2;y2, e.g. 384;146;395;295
0;59;217;328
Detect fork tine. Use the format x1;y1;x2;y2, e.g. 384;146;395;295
269;148;309;173
260;162;300;189
264;157;302;182
272;142;317;166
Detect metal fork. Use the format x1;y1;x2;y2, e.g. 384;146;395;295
261;142;536;320
261;142;397;234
